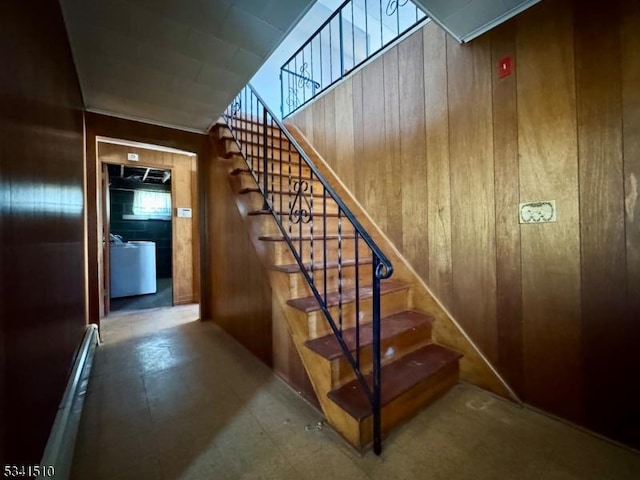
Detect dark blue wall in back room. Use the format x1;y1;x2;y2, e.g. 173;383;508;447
110;189;173;278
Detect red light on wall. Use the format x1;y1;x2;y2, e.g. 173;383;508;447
498;56;513;79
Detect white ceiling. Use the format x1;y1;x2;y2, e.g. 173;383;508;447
59;0;317;133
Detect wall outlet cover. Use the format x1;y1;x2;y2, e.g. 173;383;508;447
519;200;556;223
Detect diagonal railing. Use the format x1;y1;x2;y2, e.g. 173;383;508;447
281;0;428;117
222;84;393;454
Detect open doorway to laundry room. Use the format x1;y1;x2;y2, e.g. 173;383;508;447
96;137;199;318
107;163;174;312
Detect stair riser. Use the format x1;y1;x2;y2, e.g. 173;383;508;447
223;139;301;162
243;194;341;216
358;363;459;447
219;129;292;150
220;119;282;137
252;213;355;237
306;289;410;339
286;264;374;299
236;172;324;192
266;238;369;265
330;325;432;388
231;154;312;177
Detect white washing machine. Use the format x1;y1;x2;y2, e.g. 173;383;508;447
110;241;157;298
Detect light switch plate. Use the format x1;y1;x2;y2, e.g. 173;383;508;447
519;200;556;224
176;207;192;218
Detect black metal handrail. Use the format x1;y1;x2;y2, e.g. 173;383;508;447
223;84;393;454
280;0;427;117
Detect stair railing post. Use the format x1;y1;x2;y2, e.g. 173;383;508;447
339;9;345;78
372;254;382;455
279;71;284;119
262;105;269;211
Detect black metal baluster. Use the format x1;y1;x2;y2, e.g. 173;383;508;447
319;29;324;91
309;170;314;284
338;207;343;333
286;63;292;117
310;38;314;100
365;0;369;56
279;120;283;225
247;89;252;172
379;0;383;49
351;1;356;69
355;231;360;367
339;10;345;78
372;255;382;456
294;55;298;116
298;145;302;267
262;105;268;210
301;49;306;106
270;116;275;210
288;143;292;237
329;20;333;83
323;187;327;303
280;71;284;119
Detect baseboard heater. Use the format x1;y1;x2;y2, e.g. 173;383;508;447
38;324;100;480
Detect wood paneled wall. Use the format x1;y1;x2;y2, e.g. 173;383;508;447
97;142;198;306
85;113;211;324
206;138;318;403
290;0;640;447
206;139;273;366
0;0;86;464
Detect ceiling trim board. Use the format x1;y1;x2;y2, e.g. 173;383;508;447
412;5;463;43
459;0;541;43
97;136;197;156
414;0;541;44
86;108;207;135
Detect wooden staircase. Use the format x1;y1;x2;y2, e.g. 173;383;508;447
214;117;463;451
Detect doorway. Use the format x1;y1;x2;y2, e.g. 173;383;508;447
107;163;174;312
96;137;199;319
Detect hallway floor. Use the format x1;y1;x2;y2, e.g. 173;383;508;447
71;306;640;480
110;277;173;312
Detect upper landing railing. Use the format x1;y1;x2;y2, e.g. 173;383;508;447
280;0;427;117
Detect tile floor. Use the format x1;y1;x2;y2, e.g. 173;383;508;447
110;277;173;312
71;305;640;480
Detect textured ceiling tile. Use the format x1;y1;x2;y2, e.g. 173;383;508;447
225;48;263;75
219;6;283;58
182;29;238;65
60;0;316;131
232;0;266;15
124;0;191;50
69;0;133;36
260;0;315;32
136;44;204;81
195;63;248;90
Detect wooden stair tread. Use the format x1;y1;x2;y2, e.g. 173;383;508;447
259;233;357;242
327;344;462;420
239;187;329;198
286;281;409;313
230;167;313;180
305;311;432;360
272;257;373;273
218;122;284;136
248;209;342;218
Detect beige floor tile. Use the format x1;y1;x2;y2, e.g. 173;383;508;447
72;305;640;480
